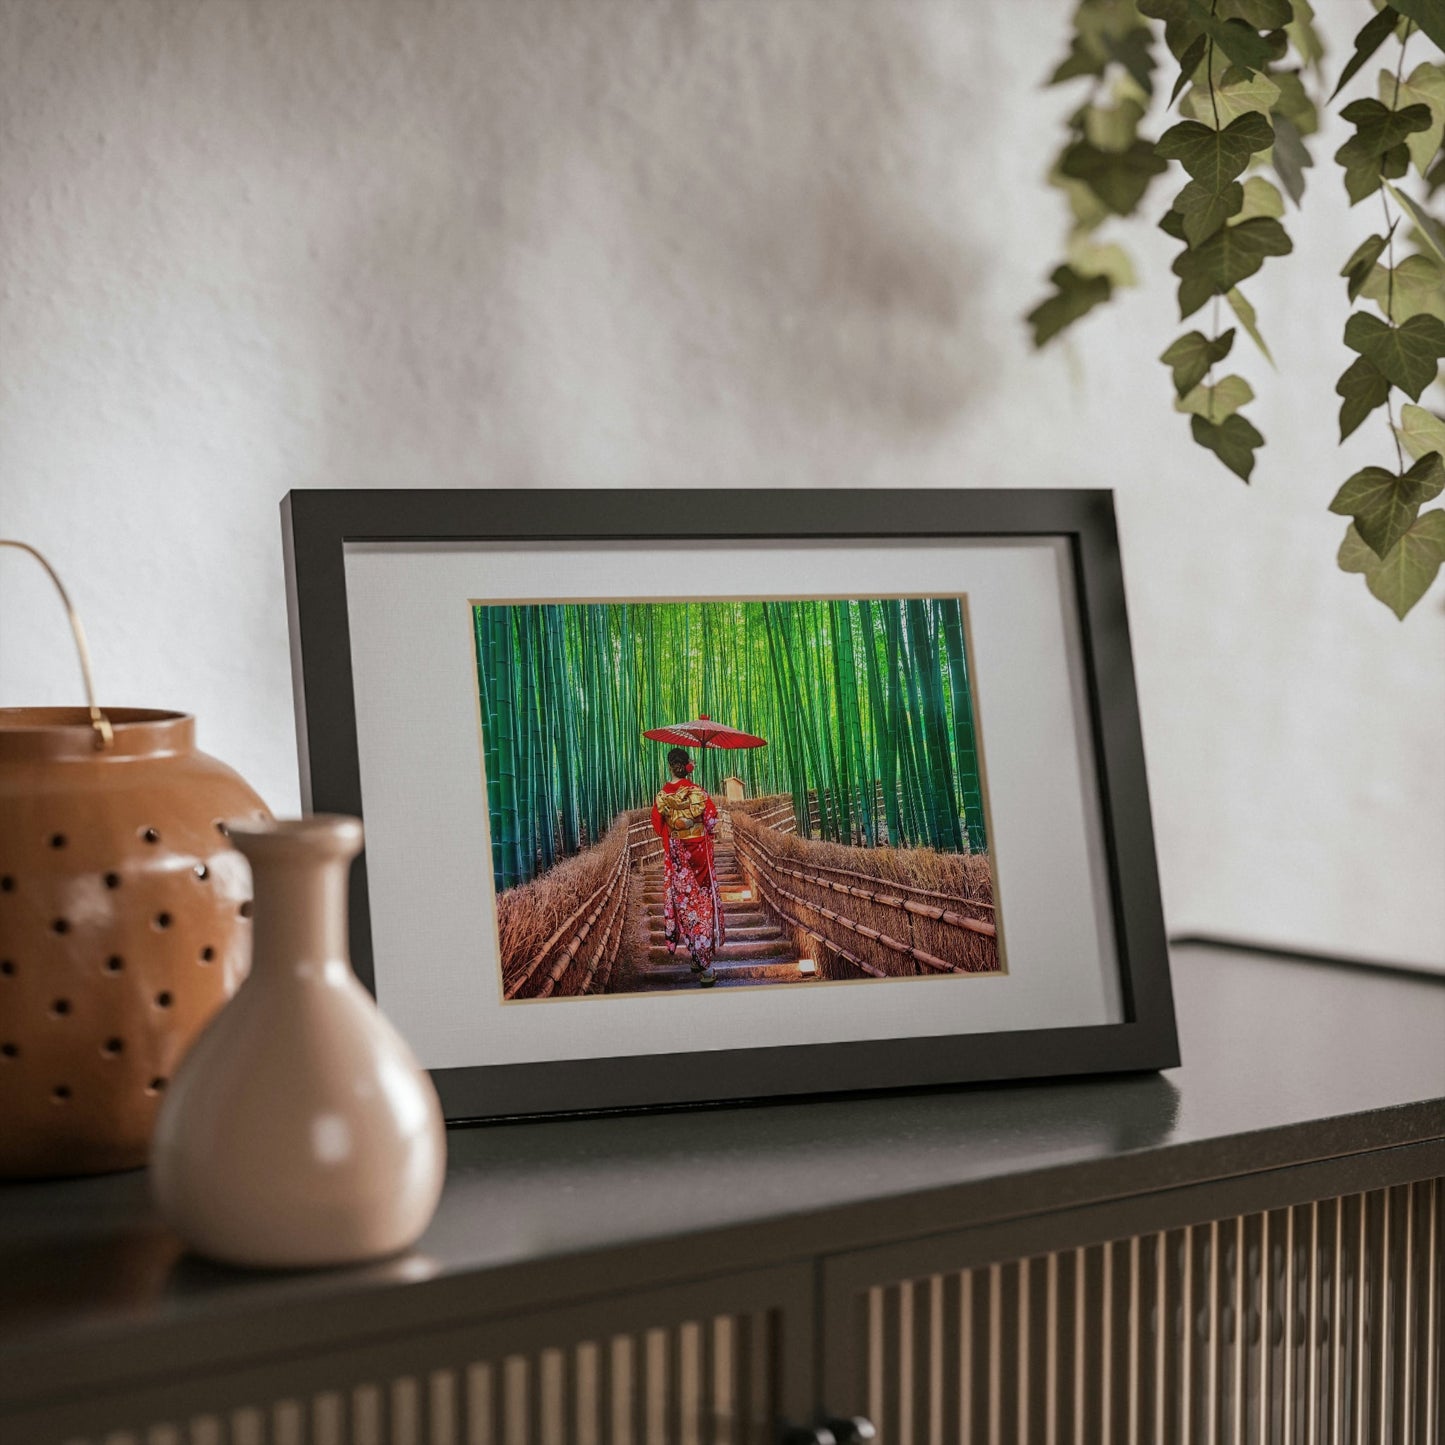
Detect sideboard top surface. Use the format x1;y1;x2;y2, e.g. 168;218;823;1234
2;943;1442;1408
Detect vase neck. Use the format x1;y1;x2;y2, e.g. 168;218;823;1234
228;816;364;973
250;852;352;969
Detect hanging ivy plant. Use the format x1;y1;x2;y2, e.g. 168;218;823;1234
1027;1;1164;345
1029;0;1445;618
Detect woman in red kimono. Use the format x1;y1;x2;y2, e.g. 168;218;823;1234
651;747;725;987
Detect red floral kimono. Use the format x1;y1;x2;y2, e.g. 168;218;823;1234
651;779;724;972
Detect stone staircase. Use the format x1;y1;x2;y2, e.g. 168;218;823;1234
630;834;805;990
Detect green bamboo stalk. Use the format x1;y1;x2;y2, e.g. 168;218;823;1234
620;604;640;809
882;602;922;846
833;600;875;846
547;606;580;853
781;603;833;839
763;602;813;833
825;605;847;839
490;606;522;888
514;610;539;879
475;608;503;884
937;598;986;851
528;608;557;871
908;599;962;853
858;599;899;846
806;605;841;841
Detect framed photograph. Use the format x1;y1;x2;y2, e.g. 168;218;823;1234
282;489;1177;1120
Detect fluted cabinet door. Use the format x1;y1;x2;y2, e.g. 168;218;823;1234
822;1181;1442;1445
3;1264;815;1445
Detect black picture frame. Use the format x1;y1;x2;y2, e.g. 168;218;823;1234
281;488;1178;1121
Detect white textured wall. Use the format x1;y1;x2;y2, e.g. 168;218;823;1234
1;0;1441;969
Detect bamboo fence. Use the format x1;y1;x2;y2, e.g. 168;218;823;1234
626;814;665;870
730;801;1000;980
499;808;652;1000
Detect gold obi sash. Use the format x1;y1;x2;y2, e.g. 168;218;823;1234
656;784;709;839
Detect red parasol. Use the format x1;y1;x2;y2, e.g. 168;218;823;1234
642;714;767;749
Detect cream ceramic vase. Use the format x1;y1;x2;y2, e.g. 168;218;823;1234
150;815;446;1268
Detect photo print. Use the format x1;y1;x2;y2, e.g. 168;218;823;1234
472;596;1003;1002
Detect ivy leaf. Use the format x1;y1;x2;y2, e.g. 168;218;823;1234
1336;99;1432;203
1287;0;1326;73
1343;311;1445;399
1100;27;1159;97
1066;237;1138;287
1175;373;1255;419
1395;401;1445;460
1049;164;1113;234
1337;99;1433;163
1170;33;1209;105
1359;252;1445;322
1180;68;1281;127
1183;1;1278;75
1172;216;1293;318
1328;452;1445;557
1341;138;1411;205
1380;62;1445;173
1085;98;1147;152
1159;207;1188;241
1051;32;1110;86
1143;0;1289;71
1027;265;1114;347
1337;510;1445;618
1385;181;1445;264
1178;177;1246;243
1217;0;1293;27
1050;3;1154;86
1270;111;1313;205
1235;175;1285;221
1157;112;1274;190
1341;232;1391;301
1330;5;1401;101
1271;69;1319;136
1226;285;1275;363
1427;151;1445;196
1160;328;1237;396
1393;0;1445;56
1060;138;1169;215
1190;411;1265;480
1336;354;1391;439
1138;0;1206;64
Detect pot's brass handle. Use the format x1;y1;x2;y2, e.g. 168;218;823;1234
0;539;113;750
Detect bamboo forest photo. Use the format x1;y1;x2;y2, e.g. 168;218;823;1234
472;595;1002;1001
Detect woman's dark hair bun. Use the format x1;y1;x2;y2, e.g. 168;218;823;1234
667;747;692;774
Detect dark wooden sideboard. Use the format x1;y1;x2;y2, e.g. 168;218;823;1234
1;942;1442;1444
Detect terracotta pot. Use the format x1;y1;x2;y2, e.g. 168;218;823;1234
0;707;270;1178
150;815;447;1269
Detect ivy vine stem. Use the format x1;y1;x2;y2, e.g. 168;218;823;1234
1383;23;1414;331
1385;22;1413;333
1393;20;1413;107
1208;294;1221;421
1380;186;1405;472
1381;22;1414;476
1205;11;1219;423
1207;31;1220;131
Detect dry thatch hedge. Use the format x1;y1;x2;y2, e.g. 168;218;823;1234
730;800;998;980
496;809;644;998
728;793;797;829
